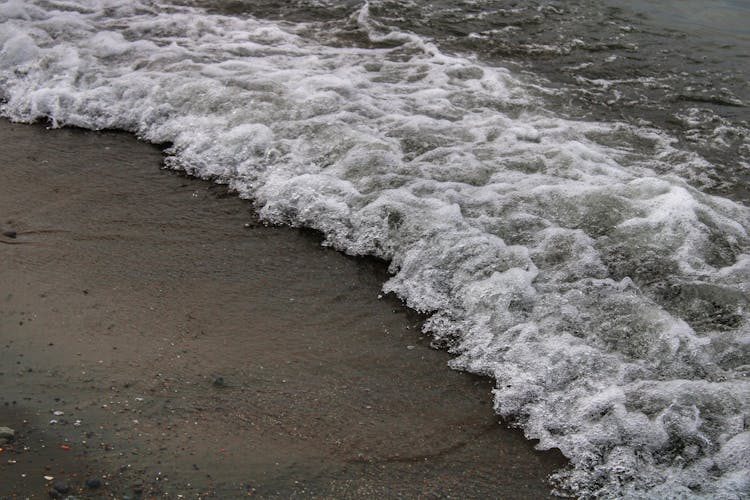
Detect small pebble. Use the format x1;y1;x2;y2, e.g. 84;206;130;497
53;480;71;494
132;481;144;494
85;477;102;489
2;229;16;238
0;426;15;441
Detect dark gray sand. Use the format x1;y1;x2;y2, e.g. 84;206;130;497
0;119;567;498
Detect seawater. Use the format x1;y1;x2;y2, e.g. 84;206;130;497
1;1;748;498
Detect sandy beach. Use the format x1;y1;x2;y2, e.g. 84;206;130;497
0;119;566;498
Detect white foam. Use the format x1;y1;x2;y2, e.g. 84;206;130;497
1;1;748;497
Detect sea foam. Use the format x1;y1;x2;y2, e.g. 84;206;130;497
1;1;748;497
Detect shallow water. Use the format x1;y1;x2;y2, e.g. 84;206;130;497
1;1;749;498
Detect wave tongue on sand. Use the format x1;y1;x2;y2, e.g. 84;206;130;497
1;1;749;497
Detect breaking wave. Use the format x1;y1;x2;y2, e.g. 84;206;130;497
1;0;748;497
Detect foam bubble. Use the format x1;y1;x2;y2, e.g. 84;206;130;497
0;29;39;66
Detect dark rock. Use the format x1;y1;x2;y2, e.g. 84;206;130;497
85;477;102;489
1;228;16;238
132;482;144;494
212;376;225;387
48;490;60;499
53;481;71;494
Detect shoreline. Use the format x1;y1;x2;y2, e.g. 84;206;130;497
0;118;567;498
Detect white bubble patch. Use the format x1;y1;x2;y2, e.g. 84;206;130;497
1;1;749;497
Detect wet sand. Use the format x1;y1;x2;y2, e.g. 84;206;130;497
0;119;567;498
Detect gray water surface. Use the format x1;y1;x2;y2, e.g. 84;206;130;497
185;0;750;202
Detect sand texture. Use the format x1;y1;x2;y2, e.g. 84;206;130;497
0;119;566;498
